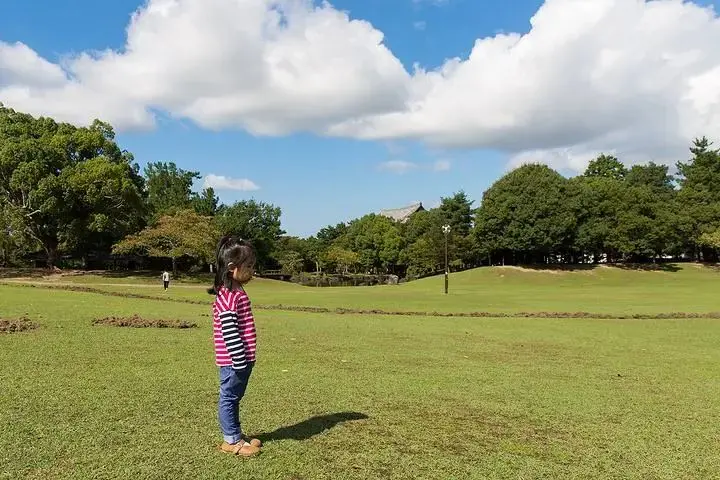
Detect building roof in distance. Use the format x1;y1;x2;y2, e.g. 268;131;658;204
379;202;425;223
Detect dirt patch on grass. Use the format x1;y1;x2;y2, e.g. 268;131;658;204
0;316;39;333
92;314;197;329
4;283;209;305
496;266;571;275
259;304;720;320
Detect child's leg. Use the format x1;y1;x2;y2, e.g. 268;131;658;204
218;365;254;444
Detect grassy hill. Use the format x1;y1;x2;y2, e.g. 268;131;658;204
2;263;719;316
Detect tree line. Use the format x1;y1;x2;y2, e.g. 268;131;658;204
0;106;282;272
2;106;720;278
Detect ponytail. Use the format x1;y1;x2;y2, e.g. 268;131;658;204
207;235;255;295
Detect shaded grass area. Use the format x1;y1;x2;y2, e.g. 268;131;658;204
1;284;720;478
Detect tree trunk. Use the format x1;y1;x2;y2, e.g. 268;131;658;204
45;239;58;269
172;257;177;275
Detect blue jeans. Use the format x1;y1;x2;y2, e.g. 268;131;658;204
218;363;254;444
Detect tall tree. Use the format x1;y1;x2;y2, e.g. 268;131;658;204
192;186;219;216
438;191;476;265
584;154;627;180
475;164;575;264
0;106;145;267
112;209;218;273
316;222;349;247
399;209;448;277
623;162;682;259
625;162;675;193
144;162;200;218
438;191;474;237
568;176;625;262
0;199;36;266
340;214;403;272
676;137;720;260
214;200;284;270
325;246;360;274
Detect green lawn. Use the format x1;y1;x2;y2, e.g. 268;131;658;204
1;274;720;479
6;263;720;315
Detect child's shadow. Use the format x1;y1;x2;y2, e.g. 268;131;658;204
256;412;369;443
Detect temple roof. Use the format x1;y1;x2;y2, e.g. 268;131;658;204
379;202;425;223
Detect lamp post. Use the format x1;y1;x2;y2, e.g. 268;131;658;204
442;224;451;294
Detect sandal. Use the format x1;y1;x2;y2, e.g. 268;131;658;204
219;440;261;457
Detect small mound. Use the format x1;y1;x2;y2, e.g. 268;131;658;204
92;314;197;329
0;316;39;333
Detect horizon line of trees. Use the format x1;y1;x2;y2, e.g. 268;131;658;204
3;106;720;279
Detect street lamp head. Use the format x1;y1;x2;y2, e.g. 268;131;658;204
442;225;451;234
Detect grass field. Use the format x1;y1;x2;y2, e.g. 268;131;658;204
1;265;720;479
5;263;720;315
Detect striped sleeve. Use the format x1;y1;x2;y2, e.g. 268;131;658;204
218;291;247;369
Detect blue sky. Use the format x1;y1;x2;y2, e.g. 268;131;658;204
1;0;720;236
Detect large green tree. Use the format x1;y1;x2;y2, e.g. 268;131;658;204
0;199;36;266
112;209;218;273
214;200;284;270
438;191;476;265
191;186;219;217
144;162;199;217
0;106;145;267
438;191;474;237
676;137;720;260
584;154;627;180
568;176;625;262
144;161;218;219
399;209;448;277
475;164;575;264
339;214;403;272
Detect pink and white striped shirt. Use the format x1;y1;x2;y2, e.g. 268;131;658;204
212;286;257;369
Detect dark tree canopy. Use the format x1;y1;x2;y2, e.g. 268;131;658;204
0;106;145;266
584;154;627;180
215;200;284;270
475;164;575;263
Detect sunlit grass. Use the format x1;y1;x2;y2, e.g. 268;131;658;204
1;280;720;479
7;263;719;315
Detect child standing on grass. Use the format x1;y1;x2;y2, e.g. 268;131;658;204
208;235;262;457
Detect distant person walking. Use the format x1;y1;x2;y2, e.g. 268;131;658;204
162;270;170;291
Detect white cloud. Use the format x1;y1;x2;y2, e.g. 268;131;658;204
329;0;720;171
433;159;451;171
203;174;260;191
378;160;418;174
379;159;450;173
2;0;720;172
413;21;427;31
0;0;408;133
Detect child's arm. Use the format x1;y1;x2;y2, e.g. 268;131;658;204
218;307;247;368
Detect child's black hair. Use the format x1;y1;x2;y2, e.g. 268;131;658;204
207;235;256;295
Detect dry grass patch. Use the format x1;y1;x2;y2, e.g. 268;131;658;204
91;314;197;329
0;316;38;333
